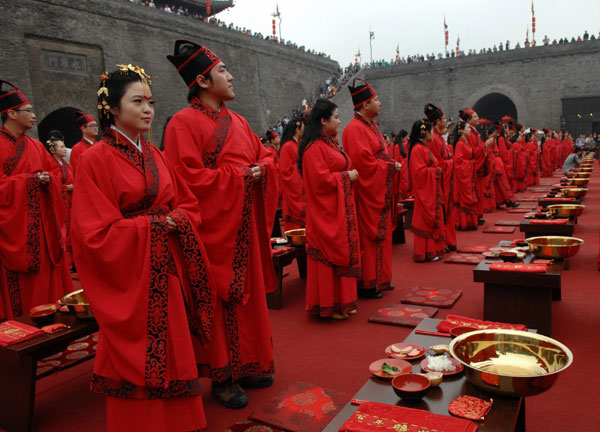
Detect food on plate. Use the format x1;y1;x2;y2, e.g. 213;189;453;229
426;354;457;372
381;362;403;376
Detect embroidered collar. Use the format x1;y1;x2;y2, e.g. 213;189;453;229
110;125;142;152
0;126;17;143
190;97;226;121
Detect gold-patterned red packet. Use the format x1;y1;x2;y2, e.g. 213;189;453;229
448;396;493;421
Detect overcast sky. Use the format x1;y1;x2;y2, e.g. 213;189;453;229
215;0;600;66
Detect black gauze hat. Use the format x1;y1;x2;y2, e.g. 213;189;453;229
0;79;30;114
424;103;444;122
348;78;377;108
167;40;222;88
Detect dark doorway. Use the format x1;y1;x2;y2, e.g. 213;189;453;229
562;96;600;137
37;107;85;149
473;93;518;122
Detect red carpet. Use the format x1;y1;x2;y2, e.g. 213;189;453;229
20;167;600;432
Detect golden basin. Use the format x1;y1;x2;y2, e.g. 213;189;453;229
60;289;95;320
284;229;306;246
546;204;585;218
449;329;573;397
579;167;592;172
560;187;587;198
526;236;584;259
573;173;590;178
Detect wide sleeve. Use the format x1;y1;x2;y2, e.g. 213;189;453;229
410;146;442;230
453;141;478;208
303;145;360;274
343;124;395;240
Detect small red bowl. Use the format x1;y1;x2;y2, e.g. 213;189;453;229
392;373;430;401
499;251;518;262
30;304;57;325
450;326;477;339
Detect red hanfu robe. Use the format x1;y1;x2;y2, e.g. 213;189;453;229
56;158;74;267
489;138;514;206
409;142;445;261
342;114;395;292
71;128;212;431
525;140;540;186
70;138;93;173
279;138;305;231
0;127;72;320
560;138;572;165
554;139;562;169
164;98;277;383
394;141;411;199
431;131;456;250
467;125;494;214
509;139;527;192
302;136;360;316
498;135;513;186
453;137;478;230
541;139;555;177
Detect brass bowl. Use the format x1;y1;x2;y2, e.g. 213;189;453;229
526;236;584;259
284;229;306;246
449;329;573;397
579;167;592;172
560;187;587;198
568;178;589;186
547;204;585;218
60;289;95;320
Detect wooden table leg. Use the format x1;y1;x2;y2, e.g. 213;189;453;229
0;353;37;432
515;399;526;431
266;266;284;310
296;254;307;279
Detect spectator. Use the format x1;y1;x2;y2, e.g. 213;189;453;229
543;35;550;45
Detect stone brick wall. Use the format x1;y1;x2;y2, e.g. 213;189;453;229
0;0;339;139
357;40;600;134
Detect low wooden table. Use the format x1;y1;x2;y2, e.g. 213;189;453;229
0;313;98;432
473;242;564;336
267;244;307;310
400;199;414;229
537;198;581;208
324;318;525;431
519;219;575;239
392;208;408;244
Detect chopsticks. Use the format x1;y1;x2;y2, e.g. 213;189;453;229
414;329;451;337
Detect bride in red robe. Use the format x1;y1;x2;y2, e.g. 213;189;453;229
70;66;211;431
408;119;445;261
44;131;75;269
278;118;305;231
0;79;72;320
540;129;555;176
299;99;361;320
452;121;479;231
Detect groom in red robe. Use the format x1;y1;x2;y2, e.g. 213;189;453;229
163;40;278;409
70;110;98;173
342;79;401;299
0;79;73;320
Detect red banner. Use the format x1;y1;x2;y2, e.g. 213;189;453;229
206;0;210;15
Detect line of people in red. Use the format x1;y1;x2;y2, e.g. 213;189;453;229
0;47;580;430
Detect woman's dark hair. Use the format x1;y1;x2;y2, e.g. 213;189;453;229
280;117;303;151
297;99;337;175
43;129;64;153
450;120;467;149
98;69;145;130
408;119;432;165
393;129;408;157
159;115;172;151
